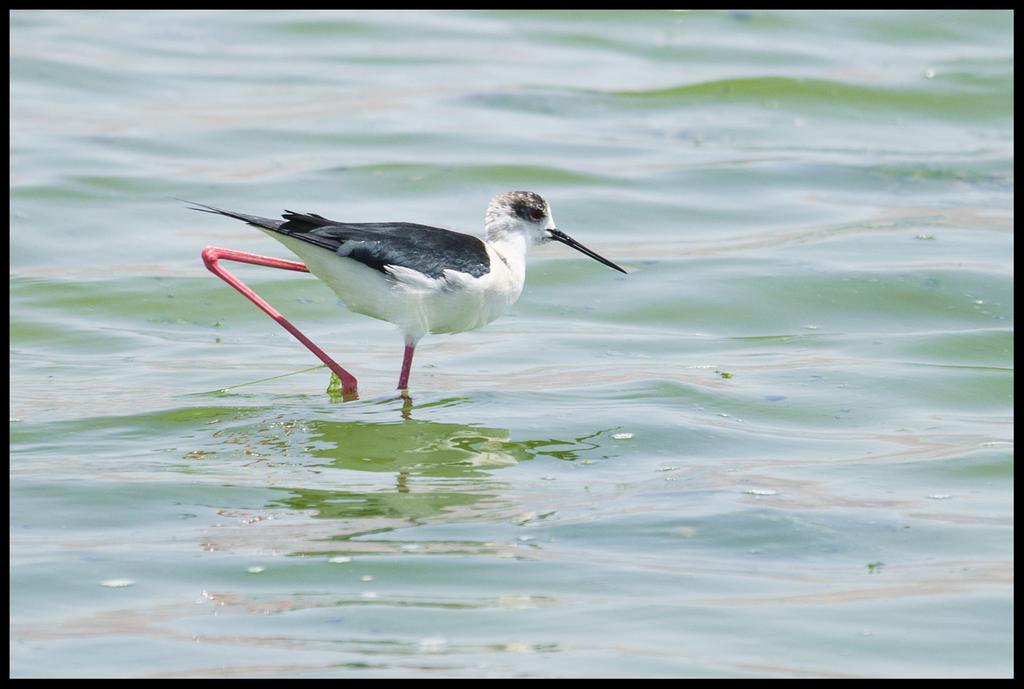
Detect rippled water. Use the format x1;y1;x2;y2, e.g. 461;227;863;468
10;10;1013;678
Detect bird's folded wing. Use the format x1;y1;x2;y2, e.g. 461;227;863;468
187;202;491;281
289;218;492;280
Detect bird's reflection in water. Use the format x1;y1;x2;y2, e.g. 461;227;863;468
256;401;608;552
306;415;527;478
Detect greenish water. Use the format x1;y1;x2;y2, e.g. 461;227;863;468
10;10;1012;678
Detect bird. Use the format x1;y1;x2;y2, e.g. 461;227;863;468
190;191;626;394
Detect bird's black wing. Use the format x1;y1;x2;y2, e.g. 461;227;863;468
282;212;491;279
187;202;491;280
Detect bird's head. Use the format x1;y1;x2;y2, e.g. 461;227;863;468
485;191;554;245
484;191;626;273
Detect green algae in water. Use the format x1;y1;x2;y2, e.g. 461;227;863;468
326;371;347;403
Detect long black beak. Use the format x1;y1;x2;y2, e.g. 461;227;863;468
547;229;627;274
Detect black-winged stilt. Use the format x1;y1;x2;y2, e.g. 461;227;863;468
192;191;626;396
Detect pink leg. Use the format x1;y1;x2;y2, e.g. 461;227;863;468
397;341;416;390
201;246;358;395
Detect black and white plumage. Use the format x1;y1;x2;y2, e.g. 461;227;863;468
190;191;625;388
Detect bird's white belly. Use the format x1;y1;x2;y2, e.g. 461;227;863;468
418;276;513;334
262;230;523;340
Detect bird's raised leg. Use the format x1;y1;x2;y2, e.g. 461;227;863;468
397;340;416;391
201;246;358;395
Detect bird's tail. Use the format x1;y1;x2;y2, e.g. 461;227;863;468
180;199;285;232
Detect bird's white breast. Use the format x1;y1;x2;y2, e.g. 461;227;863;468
260;230;526;342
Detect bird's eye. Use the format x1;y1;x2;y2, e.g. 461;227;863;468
528;208;545;222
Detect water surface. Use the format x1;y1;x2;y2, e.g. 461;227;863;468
10;9;1013;678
